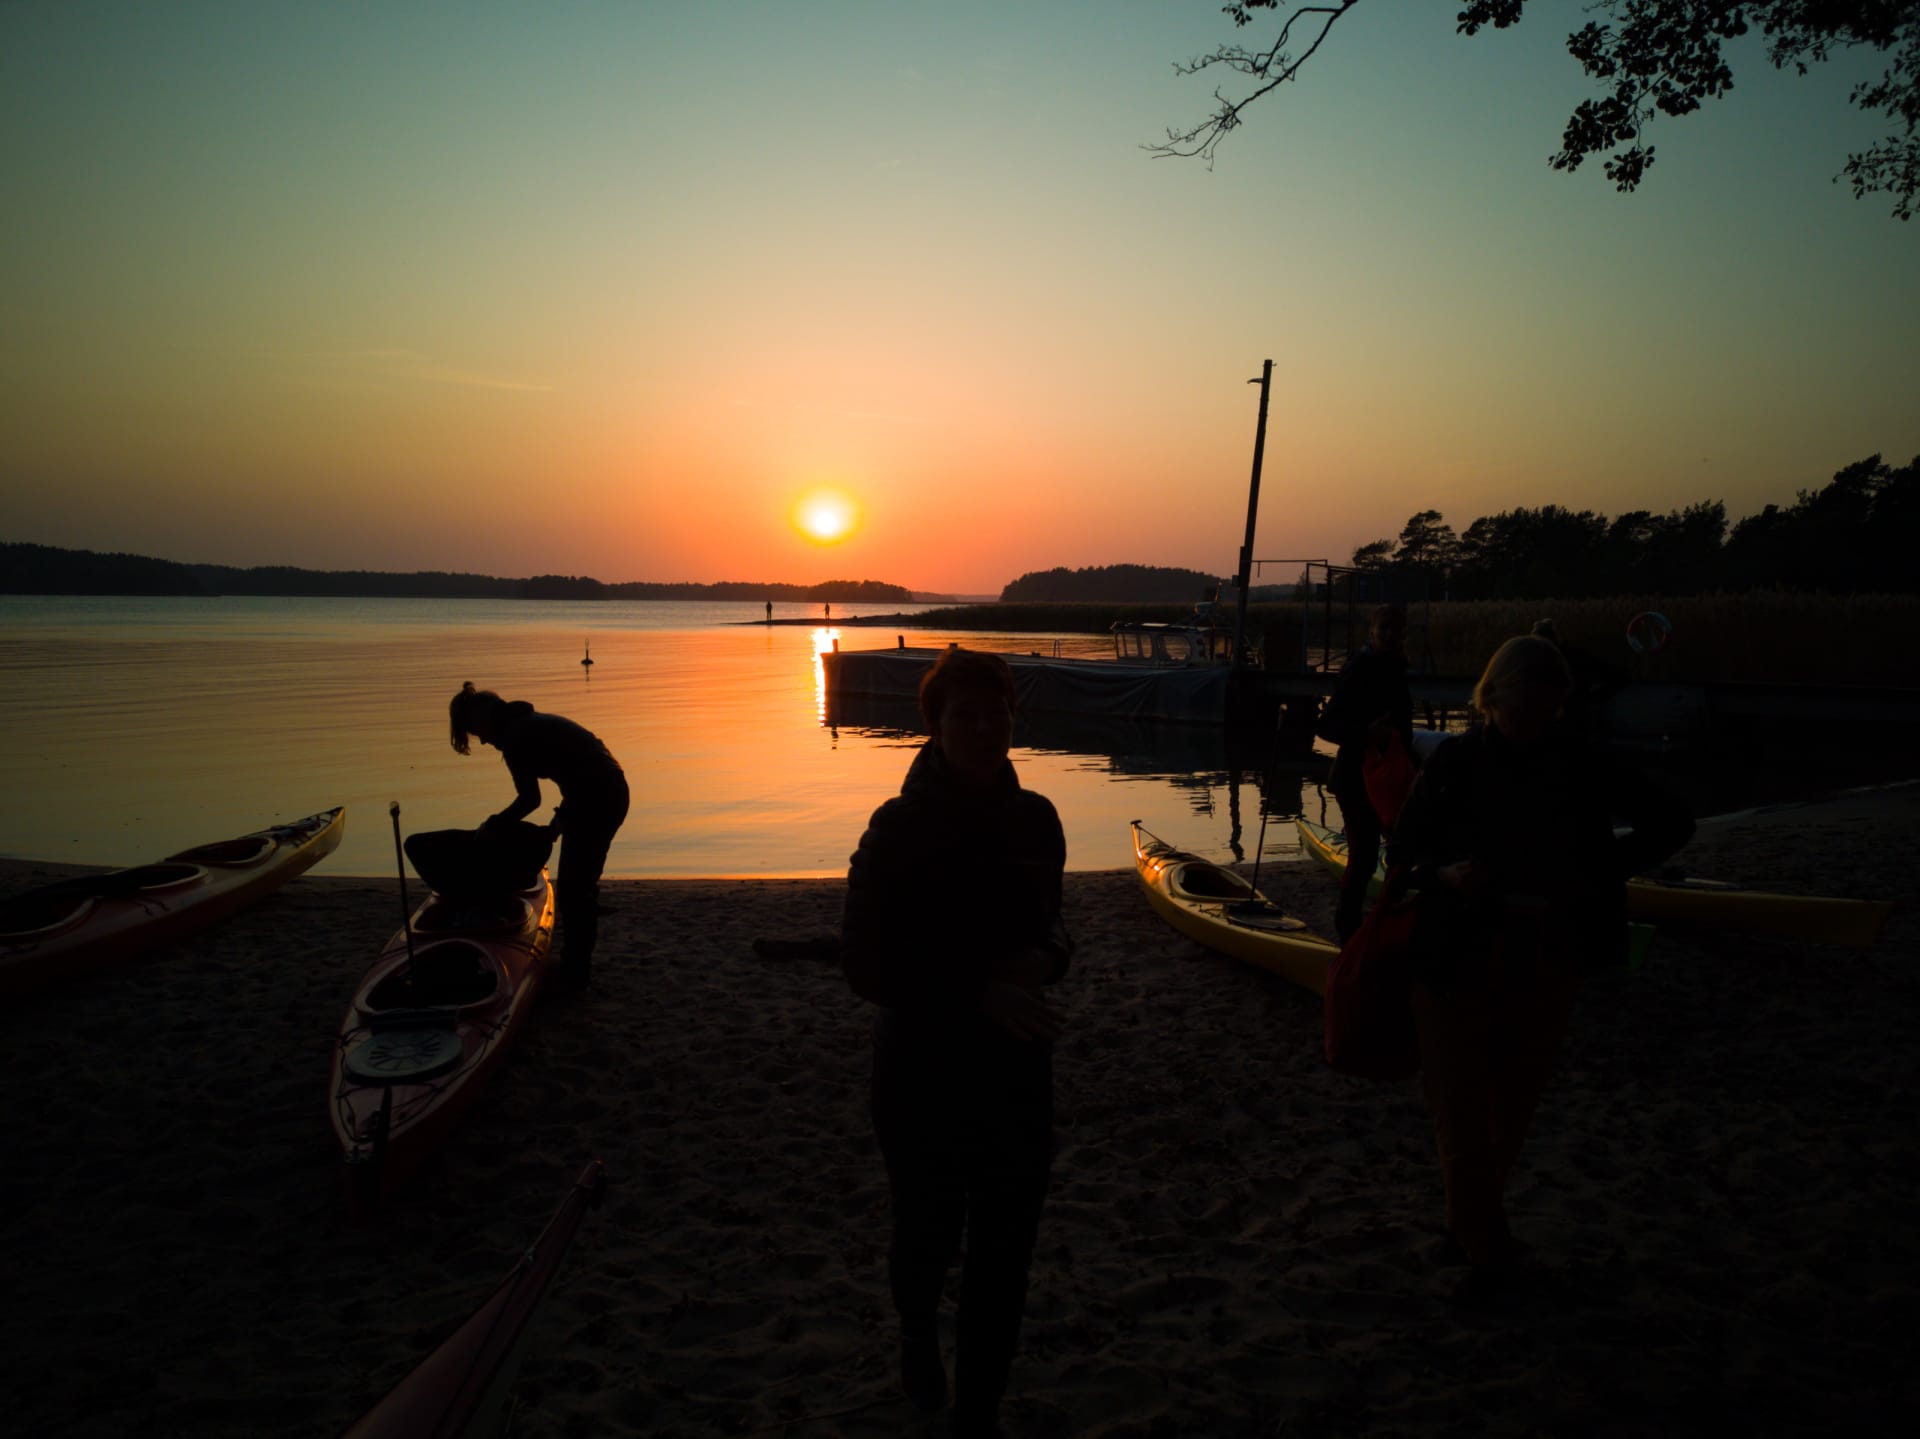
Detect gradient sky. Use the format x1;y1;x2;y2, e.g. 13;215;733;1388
3;1;1915;595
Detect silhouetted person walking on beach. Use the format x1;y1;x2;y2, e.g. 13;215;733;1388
1317;603;1413;942
449;683;629;990
843;647;1072;1436
1389;636;1690;1298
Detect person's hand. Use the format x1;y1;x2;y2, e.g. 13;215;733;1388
982;979;1062;1042
990;946;1054;987
1438;860;1483;895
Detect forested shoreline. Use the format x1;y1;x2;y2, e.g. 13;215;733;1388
0;544;915;603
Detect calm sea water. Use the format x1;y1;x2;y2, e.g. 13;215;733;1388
0;596;1340;878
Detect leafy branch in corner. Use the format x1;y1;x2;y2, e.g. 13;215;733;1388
1153;0;1920;220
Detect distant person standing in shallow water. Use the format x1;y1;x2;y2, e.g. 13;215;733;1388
448;683;629;990
765;600;773;624
824;600;831;620
843;647;1072;1436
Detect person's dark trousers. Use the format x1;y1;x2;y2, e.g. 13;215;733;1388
1334;785;1383;944
873;1074;1051;1434
555;783;629;980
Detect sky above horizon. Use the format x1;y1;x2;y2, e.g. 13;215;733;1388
3;1;1916;596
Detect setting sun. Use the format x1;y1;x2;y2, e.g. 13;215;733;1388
794;490;858;544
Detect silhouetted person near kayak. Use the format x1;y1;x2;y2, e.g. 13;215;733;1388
842;647;1072;1436
1530;618;1628;743
1388;636;1691;1299
448;683;629;990
1316;602;1413;942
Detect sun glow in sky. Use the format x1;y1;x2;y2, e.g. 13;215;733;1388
795;490;859;544
2;2;1916;595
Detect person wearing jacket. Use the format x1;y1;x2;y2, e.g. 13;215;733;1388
1386;636;1692;1293
1316;603;1414;941
842;647;1072;1437
448;682;629;988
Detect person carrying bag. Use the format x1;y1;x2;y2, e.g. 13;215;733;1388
1383;635;1692;1296
1323;864;1421;1081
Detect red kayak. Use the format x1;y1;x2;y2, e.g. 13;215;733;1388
340;1158;608;1439
0;808;346;1000
329;874;555;1214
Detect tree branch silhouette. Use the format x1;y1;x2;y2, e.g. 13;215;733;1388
1155;0;1920;220
1147;1;1360;165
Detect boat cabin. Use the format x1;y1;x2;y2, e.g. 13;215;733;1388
1110;622;1241;666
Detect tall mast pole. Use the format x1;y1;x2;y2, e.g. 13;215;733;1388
1233;359;1274;663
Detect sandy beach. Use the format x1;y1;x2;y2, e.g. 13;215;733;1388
1;785;1915;1437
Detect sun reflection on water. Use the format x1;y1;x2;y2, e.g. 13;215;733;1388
811;627;839;725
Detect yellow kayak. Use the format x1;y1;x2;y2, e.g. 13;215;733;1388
1621;873;1891;946
1295;817;1889;949
1132;821;1337;997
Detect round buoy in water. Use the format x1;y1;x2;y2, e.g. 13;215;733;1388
343;1026;463;1083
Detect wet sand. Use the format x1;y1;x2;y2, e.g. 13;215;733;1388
1;785;1915;1436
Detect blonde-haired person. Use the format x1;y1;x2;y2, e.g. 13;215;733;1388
1387;635;1691;1297
448;682;629;990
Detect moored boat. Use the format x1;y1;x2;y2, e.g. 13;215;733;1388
330;875;556;1215
0;807;346;1001
339;1158;608;1439
1132;821;1338;996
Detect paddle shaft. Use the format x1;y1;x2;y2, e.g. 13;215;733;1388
389;801;416;969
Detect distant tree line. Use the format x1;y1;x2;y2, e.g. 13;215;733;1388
0;543;914;602
604;578;913;602
1002;563;1221;603
1344;454;1919;600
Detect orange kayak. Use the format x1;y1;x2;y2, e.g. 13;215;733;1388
340;1158;607;1439
329;875;555;1215
0;808;345;1000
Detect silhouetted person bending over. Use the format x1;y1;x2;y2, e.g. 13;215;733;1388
843;647;1072;1436
449;682;629;989
1317;602;1413;942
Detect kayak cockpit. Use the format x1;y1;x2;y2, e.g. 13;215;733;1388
0;891;98;941
364;940;503;1012
1170;863;1251;901
412;894;534;935
171;835;276;867
128;862;205;890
